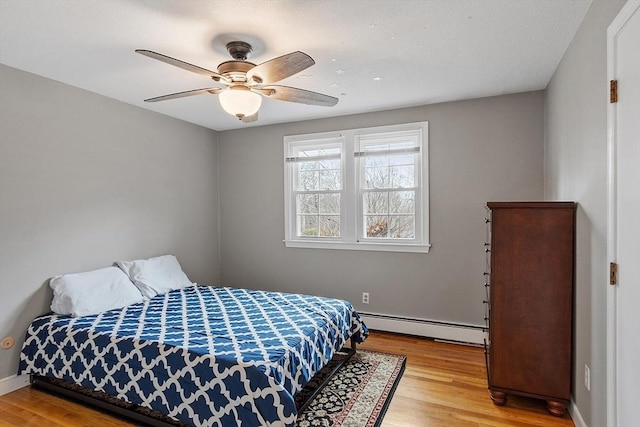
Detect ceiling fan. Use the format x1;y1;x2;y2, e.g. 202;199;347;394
136;41;339;123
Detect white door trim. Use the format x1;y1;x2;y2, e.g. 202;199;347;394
606;2;640;426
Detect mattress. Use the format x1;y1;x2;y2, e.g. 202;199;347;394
19;285;368;426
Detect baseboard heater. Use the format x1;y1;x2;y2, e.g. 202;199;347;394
359;312;485;346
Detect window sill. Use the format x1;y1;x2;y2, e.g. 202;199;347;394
284;239;431;253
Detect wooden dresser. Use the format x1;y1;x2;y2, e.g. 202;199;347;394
484;202;576;416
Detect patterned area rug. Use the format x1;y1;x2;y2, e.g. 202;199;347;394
296;350;407;427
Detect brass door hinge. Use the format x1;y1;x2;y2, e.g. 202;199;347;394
610;262;618;286
610;80;618;103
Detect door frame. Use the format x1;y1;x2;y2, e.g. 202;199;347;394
606;2;640;426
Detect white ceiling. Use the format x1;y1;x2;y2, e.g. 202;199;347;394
0;0;592;131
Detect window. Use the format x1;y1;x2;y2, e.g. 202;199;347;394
284;122;429;253
289;137;343;238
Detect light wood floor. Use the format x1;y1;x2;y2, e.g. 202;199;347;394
0;331;574;426
362;332;574;427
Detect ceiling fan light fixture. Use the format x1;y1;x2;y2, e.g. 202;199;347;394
219;86;262;120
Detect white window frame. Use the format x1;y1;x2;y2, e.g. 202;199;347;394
284;121;430;253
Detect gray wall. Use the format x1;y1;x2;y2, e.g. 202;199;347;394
544;1;627;425
218;92;544;326
0;64;220;379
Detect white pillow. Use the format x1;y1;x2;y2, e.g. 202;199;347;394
115;254;193;299
50;266;145;317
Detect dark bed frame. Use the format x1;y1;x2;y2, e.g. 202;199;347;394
31;338;357;427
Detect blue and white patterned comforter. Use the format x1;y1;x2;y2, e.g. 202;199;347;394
19;285;368;426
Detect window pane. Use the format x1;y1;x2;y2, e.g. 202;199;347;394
366;215;389;238
391;140;416;150
364;192;388;214
295;147;341;158
365;155;388;168
389;215;415;238
365;167;389;188
298;215;319;236
299;161;317;171
390;165;415;188
389;191;415;214
359;133;421;241
319;170;340;190
319;158;340;170
363;142;391;153
297;194;318;214
361;139;415;153
389;153;414;166
298;171;318;191
319;215;340;237
319;194;340;214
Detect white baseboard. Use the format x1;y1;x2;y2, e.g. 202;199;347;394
360;312;485;345
569;399;587;427
0;374;30;396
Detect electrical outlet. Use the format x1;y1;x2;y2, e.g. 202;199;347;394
362;292;370;304
584;364;590;391
1;336;15;349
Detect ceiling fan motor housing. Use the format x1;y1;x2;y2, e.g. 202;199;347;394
218;41;260;83
217;61;254;73
226;41;252;60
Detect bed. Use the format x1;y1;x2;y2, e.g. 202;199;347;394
19;284;368;426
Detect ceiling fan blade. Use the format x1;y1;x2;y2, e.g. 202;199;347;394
242;112;258;123
136;49;227;81
260;85;338;107
247;51;315;84
143;87;222;102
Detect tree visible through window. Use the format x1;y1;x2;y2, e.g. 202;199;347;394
360;138;418;239
293;144;341;237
